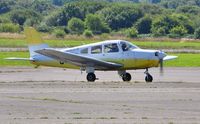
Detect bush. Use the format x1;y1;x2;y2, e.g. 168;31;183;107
185;34;195;39
37;23;51;32
24;18;40;27
138;34;152;38
151;15;179;36
64;27;70;34
100;33;109;40
168;33;182;38
0;23;20;33
85;14;110;34
169;26;188;37
67;18;84;35
54;29;65;38
0;17;11;23
152;27;166;37
10;9;41;26
101;24;111;34
135;16;152;34
99;5;143;30
84;30;93;38
125;27;138;38
194;27;200;39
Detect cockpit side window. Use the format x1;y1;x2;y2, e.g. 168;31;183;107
104;43;119;53
91;45;102;54
120;42;129;51
120;41;138;51
80;48;88;54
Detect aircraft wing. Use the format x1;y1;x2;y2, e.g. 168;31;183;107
4;57;34;61
163;55;178;61
36;48;123;70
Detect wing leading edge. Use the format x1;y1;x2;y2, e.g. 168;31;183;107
35;48;122;70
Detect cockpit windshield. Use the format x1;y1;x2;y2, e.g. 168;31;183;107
120;41;139;51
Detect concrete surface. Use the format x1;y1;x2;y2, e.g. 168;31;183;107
0;67;200;124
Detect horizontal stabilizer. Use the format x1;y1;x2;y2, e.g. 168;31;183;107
163;56;178;61
4;57;34;61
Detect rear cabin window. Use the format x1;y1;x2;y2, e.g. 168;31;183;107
80;48;88;54
104;43;119;53
91;45;102;54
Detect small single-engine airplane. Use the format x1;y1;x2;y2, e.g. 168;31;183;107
6;28;177;82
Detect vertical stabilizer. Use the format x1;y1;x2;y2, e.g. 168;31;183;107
24;27;43;44
24;27;49;58
5;27;49;62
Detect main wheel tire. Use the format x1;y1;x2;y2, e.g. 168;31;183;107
87;73;96;82
145;74;153;82
122;73;132;82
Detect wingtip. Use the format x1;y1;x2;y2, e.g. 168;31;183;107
4;57;32;61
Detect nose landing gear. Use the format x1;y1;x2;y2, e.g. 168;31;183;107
144;68;153;82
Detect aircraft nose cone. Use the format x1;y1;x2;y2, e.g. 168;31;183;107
155;51;167;59
160;51;167;59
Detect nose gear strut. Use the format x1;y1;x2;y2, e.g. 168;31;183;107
144;68;153;82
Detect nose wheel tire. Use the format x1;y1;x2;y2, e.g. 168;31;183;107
87;73;96;82
145;74;153;82
122;72;132;82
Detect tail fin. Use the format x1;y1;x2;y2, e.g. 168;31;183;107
24;27;49;58
5;27;49;62
24;27;43;44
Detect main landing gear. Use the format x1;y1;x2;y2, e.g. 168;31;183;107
118;71;132;82
85;67;97;82
122;72;132;82
87;73;96;82
144;68;153;82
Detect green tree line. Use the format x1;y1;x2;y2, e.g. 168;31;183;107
1;0;200;38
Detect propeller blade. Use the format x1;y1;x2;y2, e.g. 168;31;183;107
159;59;164;76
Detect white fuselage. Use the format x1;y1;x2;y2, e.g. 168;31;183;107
32;40;162;70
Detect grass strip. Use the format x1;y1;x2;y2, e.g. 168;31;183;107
165;53;200;67
0;52;31;66
0;38;200;49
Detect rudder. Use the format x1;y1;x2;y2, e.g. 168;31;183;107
24;27;49;58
